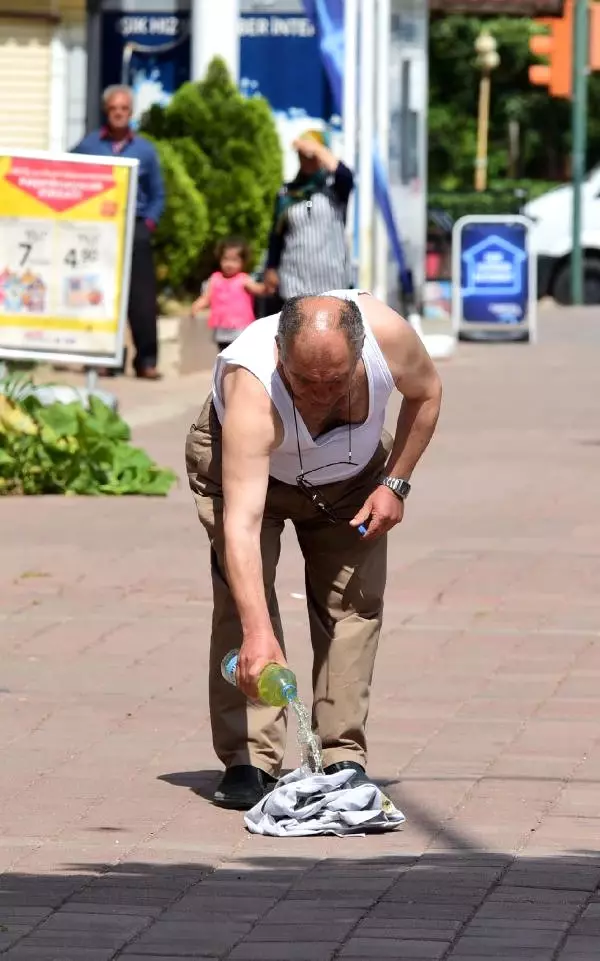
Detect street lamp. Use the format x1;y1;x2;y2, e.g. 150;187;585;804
474;30;500;192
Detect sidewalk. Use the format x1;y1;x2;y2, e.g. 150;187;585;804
1;307;600;960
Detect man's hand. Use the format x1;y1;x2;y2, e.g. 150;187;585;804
349;485;404;541
237;632;287;700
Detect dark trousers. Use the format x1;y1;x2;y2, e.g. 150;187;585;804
254;292;285;319
128;219;158;372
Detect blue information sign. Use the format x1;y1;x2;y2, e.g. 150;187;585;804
452;215;537;342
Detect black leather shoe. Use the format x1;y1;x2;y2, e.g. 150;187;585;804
213;765;277;810
324;761;371;786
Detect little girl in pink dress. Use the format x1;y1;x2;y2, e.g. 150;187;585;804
192;237;265;352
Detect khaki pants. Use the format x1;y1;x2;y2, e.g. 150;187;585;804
185;393;391;776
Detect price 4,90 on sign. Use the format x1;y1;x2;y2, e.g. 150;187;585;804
64;247;99;269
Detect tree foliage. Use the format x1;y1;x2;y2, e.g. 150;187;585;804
429;13;600;190
141;58;282;289
142;138;210;291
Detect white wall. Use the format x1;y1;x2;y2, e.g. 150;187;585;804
49;21;87;151
65;23;87;149
191;0;239;81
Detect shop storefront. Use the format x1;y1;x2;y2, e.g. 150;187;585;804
0;1;86;152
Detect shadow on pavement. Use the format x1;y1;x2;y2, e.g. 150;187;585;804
159;768;484;857
1;850;600;958
158;768;223;804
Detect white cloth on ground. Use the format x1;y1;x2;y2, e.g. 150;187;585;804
244;767;406;837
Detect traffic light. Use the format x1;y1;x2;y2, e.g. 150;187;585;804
529;0;573;98
590;0;600;70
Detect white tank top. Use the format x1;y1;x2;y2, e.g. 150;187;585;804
212;289;396;485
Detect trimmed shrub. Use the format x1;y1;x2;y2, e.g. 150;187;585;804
142;137;210;291
141;57;282;287
428;179;562;227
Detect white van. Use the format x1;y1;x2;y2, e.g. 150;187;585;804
522;170;600;304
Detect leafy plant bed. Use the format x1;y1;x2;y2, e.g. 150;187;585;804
0;382;177;497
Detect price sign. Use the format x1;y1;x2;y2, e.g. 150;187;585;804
0;151;138;367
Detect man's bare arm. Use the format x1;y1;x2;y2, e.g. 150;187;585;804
221;367;284;694
368;297;442;479
351;297;442;539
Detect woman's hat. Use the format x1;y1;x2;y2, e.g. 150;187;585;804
296;128;330;147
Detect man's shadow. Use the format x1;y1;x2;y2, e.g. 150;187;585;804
159;766;396;805
158;769;223;803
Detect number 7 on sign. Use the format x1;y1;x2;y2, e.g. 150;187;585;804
18;243;32;266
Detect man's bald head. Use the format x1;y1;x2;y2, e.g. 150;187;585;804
276;295;365;365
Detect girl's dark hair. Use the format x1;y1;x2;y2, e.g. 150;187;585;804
216;236;250;269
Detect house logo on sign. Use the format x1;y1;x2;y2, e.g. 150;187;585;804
462;234;527;297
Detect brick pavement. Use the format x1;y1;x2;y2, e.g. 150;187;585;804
1;307;599;960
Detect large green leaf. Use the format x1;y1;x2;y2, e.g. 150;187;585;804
37;403;79;438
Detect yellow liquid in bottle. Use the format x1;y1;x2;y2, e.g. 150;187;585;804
256;663;298;707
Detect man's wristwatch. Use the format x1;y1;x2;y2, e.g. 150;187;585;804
379;475;411;501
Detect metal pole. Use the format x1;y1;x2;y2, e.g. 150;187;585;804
86;368;98;395
343;0;359;281
474;71;490;192
571;0;588;305
374;0;390;301
358;0;376;291
343;0;358;170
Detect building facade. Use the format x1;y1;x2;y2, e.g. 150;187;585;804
0;0;87;152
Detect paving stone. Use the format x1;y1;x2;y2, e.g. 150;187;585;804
475;903;580;922
356;921;459;940
245;920;354;941
261;901;363;923
340;938;449;958
60;903;162;918
2;949;116;961
125;919;252;956
226;943;338;961
467;918;569;933
557;935;600;957
455;930;563;949
449;936;563;957
370;903;474;921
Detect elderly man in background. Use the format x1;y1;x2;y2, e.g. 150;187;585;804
186;290;442;810
72;85;165;380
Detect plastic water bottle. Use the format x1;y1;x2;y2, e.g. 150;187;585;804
221;649;298;708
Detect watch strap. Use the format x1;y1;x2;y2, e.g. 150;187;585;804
379;475;411;500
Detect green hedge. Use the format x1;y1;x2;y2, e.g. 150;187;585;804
428;179;561;226
144;138;210;290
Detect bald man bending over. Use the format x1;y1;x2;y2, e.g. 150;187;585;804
186;290;442;810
